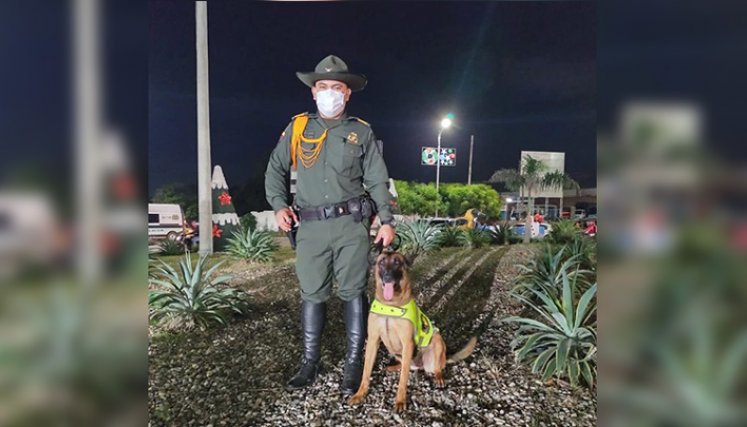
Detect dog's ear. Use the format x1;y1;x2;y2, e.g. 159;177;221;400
403;252;418;267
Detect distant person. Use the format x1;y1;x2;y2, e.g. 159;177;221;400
264;55;395;396
584;220;597;237
534;211;544;224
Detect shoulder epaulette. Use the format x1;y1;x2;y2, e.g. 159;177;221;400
350;117;370;127
291;112;308;120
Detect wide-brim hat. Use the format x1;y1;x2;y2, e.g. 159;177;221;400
296;55;367;92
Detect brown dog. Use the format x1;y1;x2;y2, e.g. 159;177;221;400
348;252;477;412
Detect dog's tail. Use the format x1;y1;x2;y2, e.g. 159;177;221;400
446;336;477;364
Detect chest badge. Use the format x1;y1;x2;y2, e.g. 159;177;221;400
346;131;359;144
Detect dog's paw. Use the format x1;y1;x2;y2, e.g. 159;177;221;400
434;373;445;388
394;400;407;412
348;393;365;406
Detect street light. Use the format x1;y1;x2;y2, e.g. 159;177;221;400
435;114;453;217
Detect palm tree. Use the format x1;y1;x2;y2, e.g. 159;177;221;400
489;155;579;243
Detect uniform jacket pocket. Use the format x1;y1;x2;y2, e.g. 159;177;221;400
340;142;363;177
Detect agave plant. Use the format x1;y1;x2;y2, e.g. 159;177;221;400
458;228;491;249
566;235;597;271
489;222;514;245
226;227;278;262
148;245;162;280
513;244;593;298
548;219;582;245
504;272;597;387
439;225;465;247
397;220;443;256
158;238;185;256
149;252;249;328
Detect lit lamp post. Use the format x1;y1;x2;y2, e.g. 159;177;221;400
435;115;452;217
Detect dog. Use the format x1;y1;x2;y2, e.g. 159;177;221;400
348;251;477;412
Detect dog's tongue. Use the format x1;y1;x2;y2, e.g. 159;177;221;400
383;282;395;301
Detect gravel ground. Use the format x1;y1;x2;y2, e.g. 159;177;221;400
148;245;596;426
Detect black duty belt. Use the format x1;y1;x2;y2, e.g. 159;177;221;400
296;197;367;222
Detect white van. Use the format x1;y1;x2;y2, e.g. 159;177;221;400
148;203;184;241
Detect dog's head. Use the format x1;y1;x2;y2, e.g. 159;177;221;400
374;252;417;303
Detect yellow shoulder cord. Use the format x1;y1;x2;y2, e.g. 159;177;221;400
290;114;329;170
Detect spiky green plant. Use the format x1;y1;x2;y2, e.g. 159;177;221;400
148;245;161;280
504;272;597;387
548;219;582;244
226;227;277;262
566;235;597;272
489;222;515;245
513;244;593;298
158;238;185;256
458;228;491;249
397;220;443;256
149;253;249;328
439;225;465;247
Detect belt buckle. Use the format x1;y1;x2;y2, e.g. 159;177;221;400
323;206;334;219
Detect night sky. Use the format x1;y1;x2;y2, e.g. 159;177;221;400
149;1;596;205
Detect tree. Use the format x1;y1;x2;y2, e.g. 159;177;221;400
440;183;502;218
393;180;446;216
211;166;241;252
151;183;198;220
489;155;579;243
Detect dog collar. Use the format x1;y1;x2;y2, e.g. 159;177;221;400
370;298;436;348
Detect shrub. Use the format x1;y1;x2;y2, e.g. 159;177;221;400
149;253;249;328
458;228;491;249
226;227;277;262
513;244;594;298
567;235;597;271
504;272;597;387
397;220;443;256
548;219;582;244
158;238;185;256
439;225;465;247
489;222;514;245
240;213;257;232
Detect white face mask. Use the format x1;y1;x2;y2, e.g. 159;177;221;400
315;89;346;118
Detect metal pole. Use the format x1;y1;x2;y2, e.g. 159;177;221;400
435;130;442;217
74;0;101;285
467;134;474;185
196;1;213;255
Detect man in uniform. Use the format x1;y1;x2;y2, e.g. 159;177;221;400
264;55;395;396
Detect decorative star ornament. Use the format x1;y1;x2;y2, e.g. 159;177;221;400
218;191;232;206
212;224;222;238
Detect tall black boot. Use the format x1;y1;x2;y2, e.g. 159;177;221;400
285;300;326;391
341;293;368;396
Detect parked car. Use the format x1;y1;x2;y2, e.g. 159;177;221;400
148;203;185;241
511;222;552;238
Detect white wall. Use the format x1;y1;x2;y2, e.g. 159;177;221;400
252;210;279;231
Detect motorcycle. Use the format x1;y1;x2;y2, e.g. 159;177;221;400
177;223;199;251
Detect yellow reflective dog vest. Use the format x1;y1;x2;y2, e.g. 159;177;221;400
370;299;437;348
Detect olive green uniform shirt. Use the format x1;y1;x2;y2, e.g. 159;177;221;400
264;112;394;224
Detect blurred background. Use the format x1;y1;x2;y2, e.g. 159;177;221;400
1;0;746;426
598;1;747;426
0;0;147;426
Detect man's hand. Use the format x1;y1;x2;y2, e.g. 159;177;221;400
374;224;395;247
275;207;298;232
